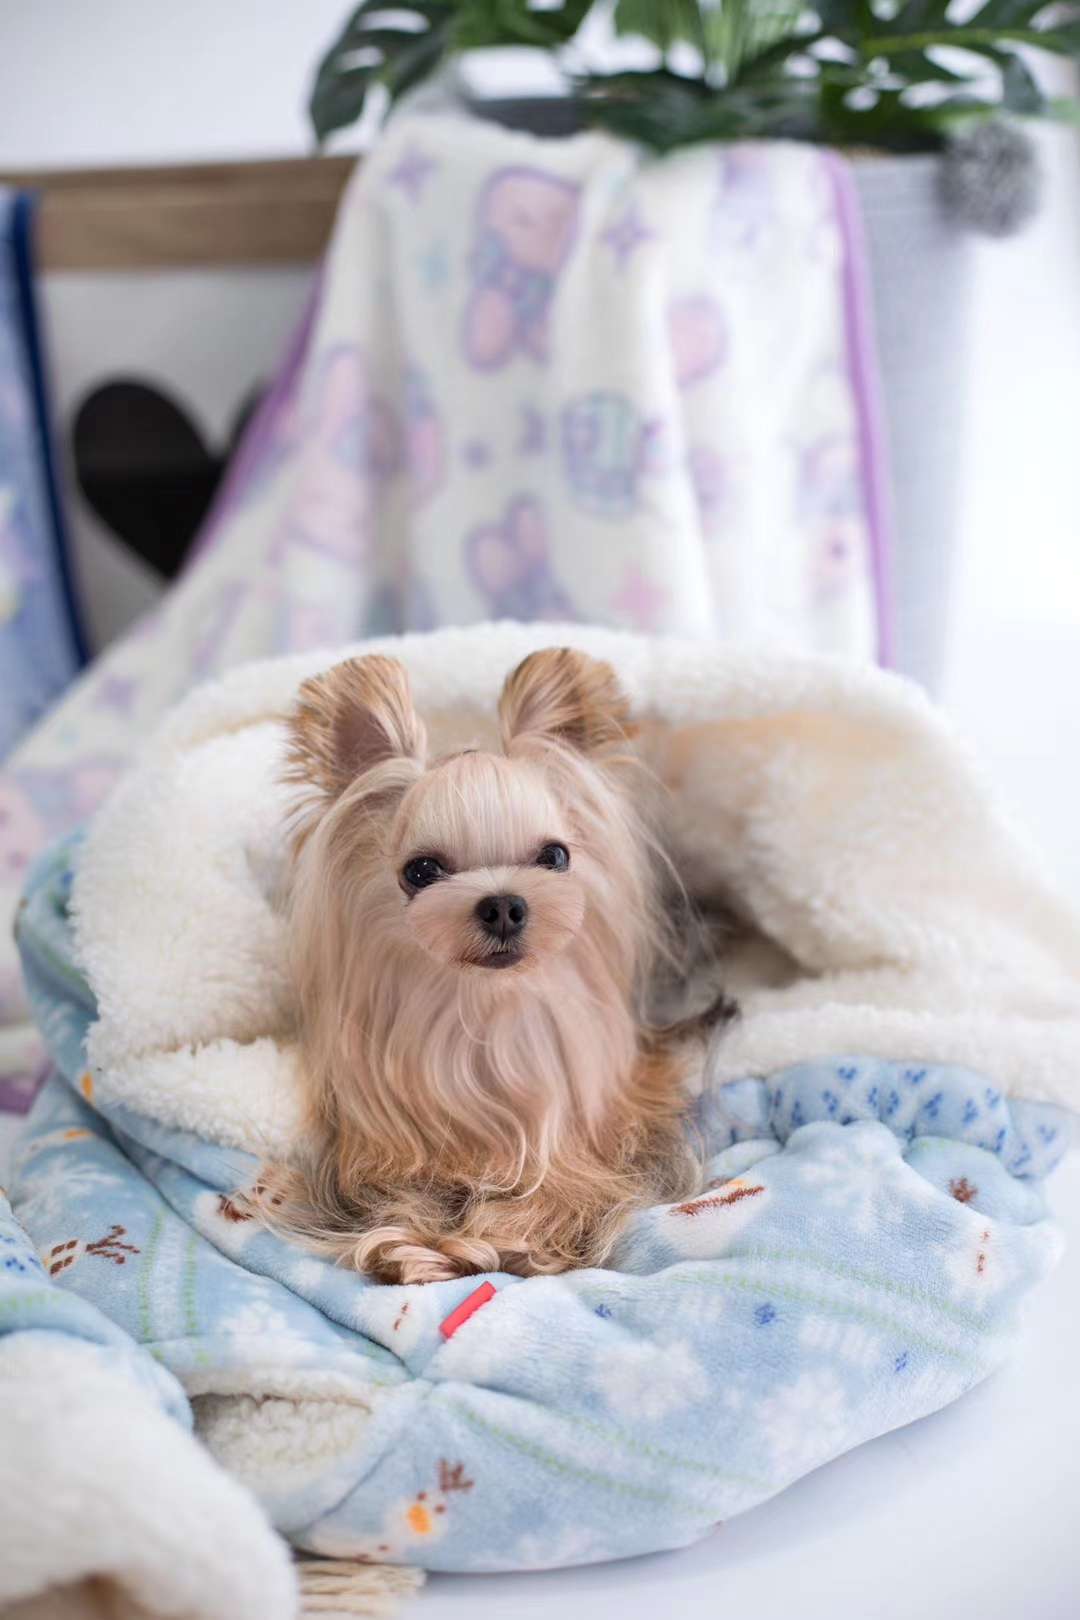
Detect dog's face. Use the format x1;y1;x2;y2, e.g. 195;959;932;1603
392;750;585;975
285;646;646;991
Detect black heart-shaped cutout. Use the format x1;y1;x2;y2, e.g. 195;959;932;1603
72;379;264;579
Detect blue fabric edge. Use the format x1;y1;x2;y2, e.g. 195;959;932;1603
9;189;89;668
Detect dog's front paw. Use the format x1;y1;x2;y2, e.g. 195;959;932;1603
338;1191;506;1284
356;1233;474;1286
395;1250;467;1286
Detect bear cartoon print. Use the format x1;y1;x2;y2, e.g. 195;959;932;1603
465;495;575;620
463;168;581;370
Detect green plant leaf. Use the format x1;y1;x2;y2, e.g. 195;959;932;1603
444;0;513;48
860;20;1080;55
579;67;720;146
381;26;451;97
491;0;592;46
308;3;453;141
613;0;708;50
970;0;1073;28
734;26;824;81
1031;20;1080;52
330;0;451;46
705;0;810;80
451;0;593;47
813;0;876;34
443;0;592;47
868;47;974;81
310;64;376;143
890;0;953;31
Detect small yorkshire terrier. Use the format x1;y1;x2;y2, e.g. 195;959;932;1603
265;646;727;1285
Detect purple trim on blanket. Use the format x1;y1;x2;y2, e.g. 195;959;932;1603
823;151;895;668
0;1061;47;1116
182;273;322;573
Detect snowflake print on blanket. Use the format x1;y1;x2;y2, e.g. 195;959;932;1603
798;1315;884;1372
593;1336;707;1422
16;1158;124;1232
793;1124;924;1235
756;1369;850;1480
217;1295;318;1365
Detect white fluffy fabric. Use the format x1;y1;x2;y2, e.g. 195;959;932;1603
0;1334;298;1620
73;622;1080;1162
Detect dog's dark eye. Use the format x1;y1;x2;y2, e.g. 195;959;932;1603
536;843;570;872
402;856;444;890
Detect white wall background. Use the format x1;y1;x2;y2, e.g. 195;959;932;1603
2;3;1079;874
0;1;355;168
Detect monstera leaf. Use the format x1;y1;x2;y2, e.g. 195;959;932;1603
309;0;1080;152
587;0;1080;149
310;0;592;141
614;0;808;80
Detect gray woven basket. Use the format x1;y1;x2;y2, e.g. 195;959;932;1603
851;155;974;691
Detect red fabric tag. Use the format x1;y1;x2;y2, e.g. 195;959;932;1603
439;1281;496;1340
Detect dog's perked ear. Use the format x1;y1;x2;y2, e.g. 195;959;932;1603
498;647;633;756
285;654;426;800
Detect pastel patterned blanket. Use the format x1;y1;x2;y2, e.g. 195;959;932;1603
4;621;1079;1599
4;834;1068;1574
0;114;888;1112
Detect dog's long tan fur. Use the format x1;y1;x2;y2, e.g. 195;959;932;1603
260;647;722;1284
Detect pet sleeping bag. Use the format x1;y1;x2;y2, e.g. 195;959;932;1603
4;623;1079;1594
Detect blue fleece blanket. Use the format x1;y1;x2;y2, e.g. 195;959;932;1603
0;191;84;758
3;836;1070;1572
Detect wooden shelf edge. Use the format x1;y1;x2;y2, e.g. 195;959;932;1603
0;154;358;270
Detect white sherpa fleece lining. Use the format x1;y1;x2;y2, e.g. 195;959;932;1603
0;1334;297;1620
72;623;1080;1160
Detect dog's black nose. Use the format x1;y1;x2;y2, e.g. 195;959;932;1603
475;893;529;942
